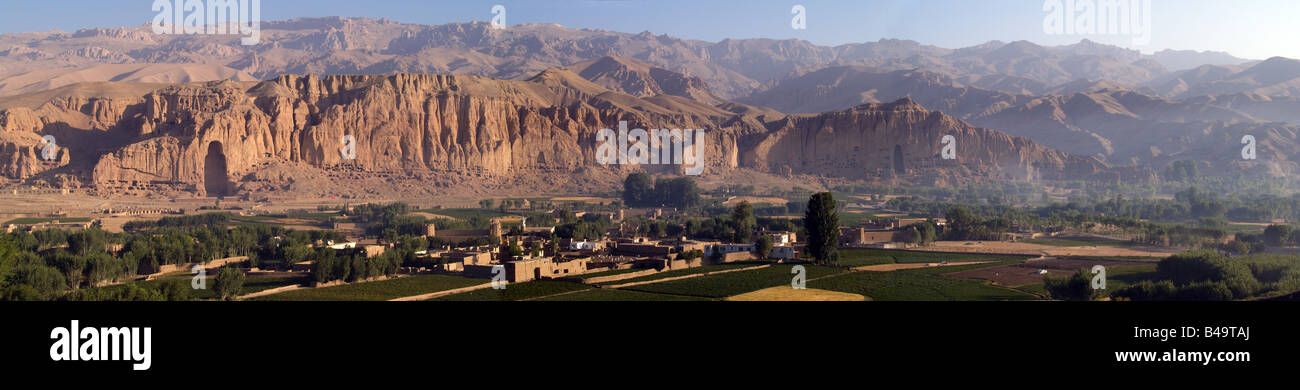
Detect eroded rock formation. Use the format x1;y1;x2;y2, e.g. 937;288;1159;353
0;69;1148;196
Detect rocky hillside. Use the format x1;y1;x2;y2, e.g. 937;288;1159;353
742;98;1147;185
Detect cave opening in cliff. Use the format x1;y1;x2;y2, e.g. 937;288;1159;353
204;141;230;197
893;145;905;174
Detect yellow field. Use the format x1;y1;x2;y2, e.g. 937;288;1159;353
726;286;866;301
722;196;788;206
409;212;459;221
551;196;619;204
924;241;1180;257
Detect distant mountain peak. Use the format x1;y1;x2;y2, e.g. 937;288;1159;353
888;96;922;108
560;55;721;105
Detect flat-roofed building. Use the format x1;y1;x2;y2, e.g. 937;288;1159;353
504;257;591;282
764;231;797;245
363;245;387;258
440;250;493;266
840;227;899;245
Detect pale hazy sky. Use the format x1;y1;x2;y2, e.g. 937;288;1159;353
2;0;1297;60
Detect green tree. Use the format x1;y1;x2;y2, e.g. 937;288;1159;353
212;267;245;300
159;280;191;301
4;264;66;299
1043;268;1100;301
67;228;108;257
1162;160;1198;182
944;206;981;240
623;173;655;207
897;225;921;245
1263;224;1293;247
505;240;524;258
50;253;87;290
731;201;756;243
913;221;937;245
803;192;840;265
658;176;701;209
754;235;773;260
312;257;335;284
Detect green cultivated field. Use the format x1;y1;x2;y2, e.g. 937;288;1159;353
431;280;591;301
596;261;772;285
251;274;486;301
838;212;877;226
1016;283;1047;296
4;217;92;225
836;248;1030;267
238;276;310;295
417;208;514;220
837;250;895;267
622;264;844;298
534;288;709;301
810;262;1036;301
570;267;648;281
1018;264;1158;298
75;275;306;300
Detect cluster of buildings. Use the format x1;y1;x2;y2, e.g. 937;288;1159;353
296;208;949;285
308;209;808;284
2;215;96;234
840;216;945;248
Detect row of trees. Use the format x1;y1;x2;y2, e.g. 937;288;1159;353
622;173;701;209
554;213;613;241
890;186;1300;227
895;221;938;246
0;214;356;299
310;250;402;284
1046;250;1300;301
1112;250;1291;300
122;212;231;232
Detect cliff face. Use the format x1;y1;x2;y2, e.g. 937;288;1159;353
743;98;1145;184
0;71;1144;196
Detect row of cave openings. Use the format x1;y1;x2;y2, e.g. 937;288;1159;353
200;142;909;196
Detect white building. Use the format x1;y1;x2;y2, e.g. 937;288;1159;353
706;243;798;260
570;240;603;250
326;241;357;250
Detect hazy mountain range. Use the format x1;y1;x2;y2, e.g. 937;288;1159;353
1;16;1298;195
0;17;1268;98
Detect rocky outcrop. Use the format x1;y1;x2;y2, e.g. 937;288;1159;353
564;56;723;105
743;98;1146;184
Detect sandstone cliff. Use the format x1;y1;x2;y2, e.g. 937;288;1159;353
0;69;1146;197
742;98;1145;185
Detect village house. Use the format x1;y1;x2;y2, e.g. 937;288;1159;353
11;219;96;232
363;245;387;258
764;231;798;245
704;241;799;261
324;241;357;250
503;257;591;282
705;243;758;262
611;238;674;257
840;226;900;246
568;239;606;251
434;219;505;243
440;250;493;267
